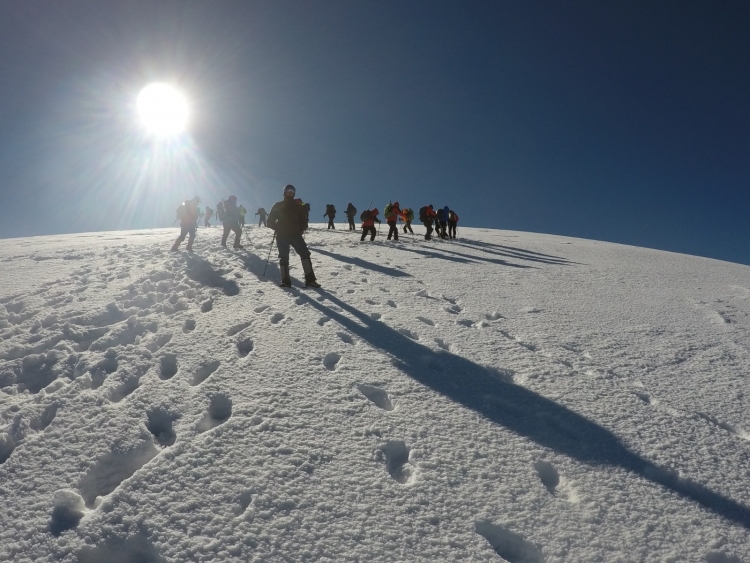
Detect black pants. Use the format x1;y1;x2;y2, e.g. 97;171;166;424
386;221;399;240
276;233;310;266
258;217;266;227
222;223;242;247
402;221;413;234
175;225;196;248
438;221;448;238
347;216;356;230
361;225;376;241
448;221;457;238
423;221;433;240
327;217;335;229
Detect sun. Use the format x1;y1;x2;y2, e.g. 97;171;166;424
137;83;190;137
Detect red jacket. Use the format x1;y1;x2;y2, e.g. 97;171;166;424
361;209;380;227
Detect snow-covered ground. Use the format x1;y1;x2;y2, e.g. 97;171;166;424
1;224;749;563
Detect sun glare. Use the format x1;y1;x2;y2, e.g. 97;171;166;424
137;83;189;137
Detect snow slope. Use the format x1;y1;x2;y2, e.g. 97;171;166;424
1;225;750;563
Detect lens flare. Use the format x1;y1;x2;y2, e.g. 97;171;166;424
137;83;189;137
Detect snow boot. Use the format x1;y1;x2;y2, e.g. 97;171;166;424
302;258;321;288
171;239;180;251
279;264;292;288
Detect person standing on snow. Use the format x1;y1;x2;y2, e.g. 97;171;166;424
255;207;267;227
324;204;337;230
447;209;459;239
360;207;380;241
345;202;357;230
384;201;402;241
267;185;321;288
221;195;244;249
204;206;213;228
402;207;414;234
419;204;437;240
171;196;201;251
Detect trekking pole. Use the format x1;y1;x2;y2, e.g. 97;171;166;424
263;231;277;276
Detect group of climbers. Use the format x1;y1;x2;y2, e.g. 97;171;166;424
170;187;458;288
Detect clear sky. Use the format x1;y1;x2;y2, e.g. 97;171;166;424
1;1;749;264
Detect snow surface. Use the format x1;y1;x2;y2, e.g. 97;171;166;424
1;224;750;563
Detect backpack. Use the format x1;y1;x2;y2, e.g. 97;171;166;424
348;205;357;216
384;203;393;217
449;211;458;223
176;204;186;221
404;208;414;221
216;201;226;222
418;206;427;222
360;210;372;221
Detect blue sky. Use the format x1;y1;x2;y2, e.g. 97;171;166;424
1;1;749;264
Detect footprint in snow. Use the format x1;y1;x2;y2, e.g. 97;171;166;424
145;407;178;447
337;332;354;344
196;394;233;433
534;460;560;495
474;520;544;563
227;321;252;336
77;439;159;508
417;316;435;326
49;489;86;536
365;299;378;305
317;316;331;326
323;352;341;371
357;384;393;411
443;304;462;314
330;271;339;276
370;312;382;320
456;319;474;328
182;319;196;333
696;412;742;436
386;300;397;308
159;354;178;380
485;312;503;321
254;305;269;313
270;313;285;324
201;300;213;313
233;490;253;517
379;440;414;485
191;360;221;386
632;391;652;405
237;338;254;357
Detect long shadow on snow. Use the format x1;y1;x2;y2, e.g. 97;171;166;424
183;254;240;296
298;290;750;528
312;248;412;278
454;238;577;263
395;245;534;269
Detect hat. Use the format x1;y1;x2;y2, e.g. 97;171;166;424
393;201;399;207
228;195;237;202
283;184;296;196
372;208;379;214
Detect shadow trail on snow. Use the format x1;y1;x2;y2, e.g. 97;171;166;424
311;248;412;277
395;245;534;268
183;254;239;296
296;290;750;529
